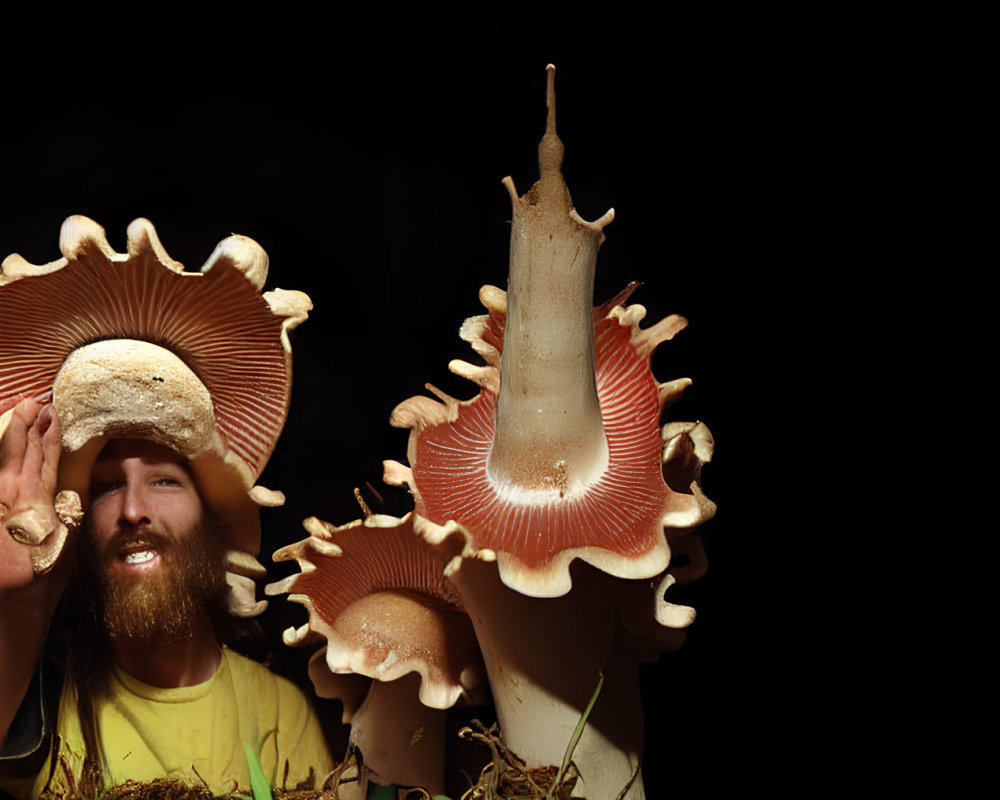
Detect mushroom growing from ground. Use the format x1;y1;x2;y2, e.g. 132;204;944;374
268;512;486;795
382;66;715;798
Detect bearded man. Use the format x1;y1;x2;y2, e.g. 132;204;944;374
0;218;333;798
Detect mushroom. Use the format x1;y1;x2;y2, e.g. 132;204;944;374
268;512;486;795
0;215;311;610
382;66;715;798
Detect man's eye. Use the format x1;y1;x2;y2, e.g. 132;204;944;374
91;480;124;497
154;477;182;487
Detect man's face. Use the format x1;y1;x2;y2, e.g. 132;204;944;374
81;439;226;644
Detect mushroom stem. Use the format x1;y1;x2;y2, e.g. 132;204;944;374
487;64;614;497
451;559;646;799
470;74;643;795
385;65;712;796
349;672;447;795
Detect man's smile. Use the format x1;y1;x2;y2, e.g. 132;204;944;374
109;534;171;577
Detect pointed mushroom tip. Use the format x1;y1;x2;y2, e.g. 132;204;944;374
264;288;312;325
0;253;20;275
478;284;507;311
534;62;566;181
281;624;307;646
382;459;414;489
269;543;299;565
655;596;697;629
303;515;333;539
424;382;456;407
59;215;116;262
692;482;718;522
307;537;340;559
124;217;154;245
416;676;465;711
658;377;693;407
0;251;67;281
225;550;268;579
545;63;556;119
570;205;615;233
443;555;464;578
502;175;520;205
448;359;500;393
124;218;184;271
202;233;269;289
644;314;690;349
297;555;320;572
660;491;709;529
249;485;285;507
264;568;307;594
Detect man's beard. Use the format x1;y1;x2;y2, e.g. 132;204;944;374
80;516;228;645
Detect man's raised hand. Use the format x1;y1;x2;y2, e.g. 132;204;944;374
0;399;80;584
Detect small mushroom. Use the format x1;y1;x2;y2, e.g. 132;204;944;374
268;513;486;794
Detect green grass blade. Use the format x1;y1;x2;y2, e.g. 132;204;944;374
549;669;604;798
243;742;274;800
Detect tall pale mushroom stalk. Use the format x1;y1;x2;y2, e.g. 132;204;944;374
384;66;715;798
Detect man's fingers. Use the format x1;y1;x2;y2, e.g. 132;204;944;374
1;400;59;521
0;401;34;476
21;404;45;483
12;398;41;424
39;405;60;492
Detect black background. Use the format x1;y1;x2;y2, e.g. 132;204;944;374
2;22;829;794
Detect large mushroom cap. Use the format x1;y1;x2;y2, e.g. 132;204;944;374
0;215;310;558
385;287;716;597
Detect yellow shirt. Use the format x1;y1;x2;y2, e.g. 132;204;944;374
3;648;332;799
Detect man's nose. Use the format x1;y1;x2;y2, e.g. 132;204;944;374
121;482;152;527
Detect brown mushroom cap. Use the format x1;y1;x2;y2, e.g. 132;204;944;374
0;216;308;482
269;513;485;709
0;216;310;558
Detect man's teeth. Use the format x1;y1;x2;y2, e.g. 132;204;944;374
125;550;155;565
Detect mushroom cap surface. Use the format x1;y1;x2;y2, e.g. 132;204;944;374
386;288;716;597
269;513;486;710
1;215;310;566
